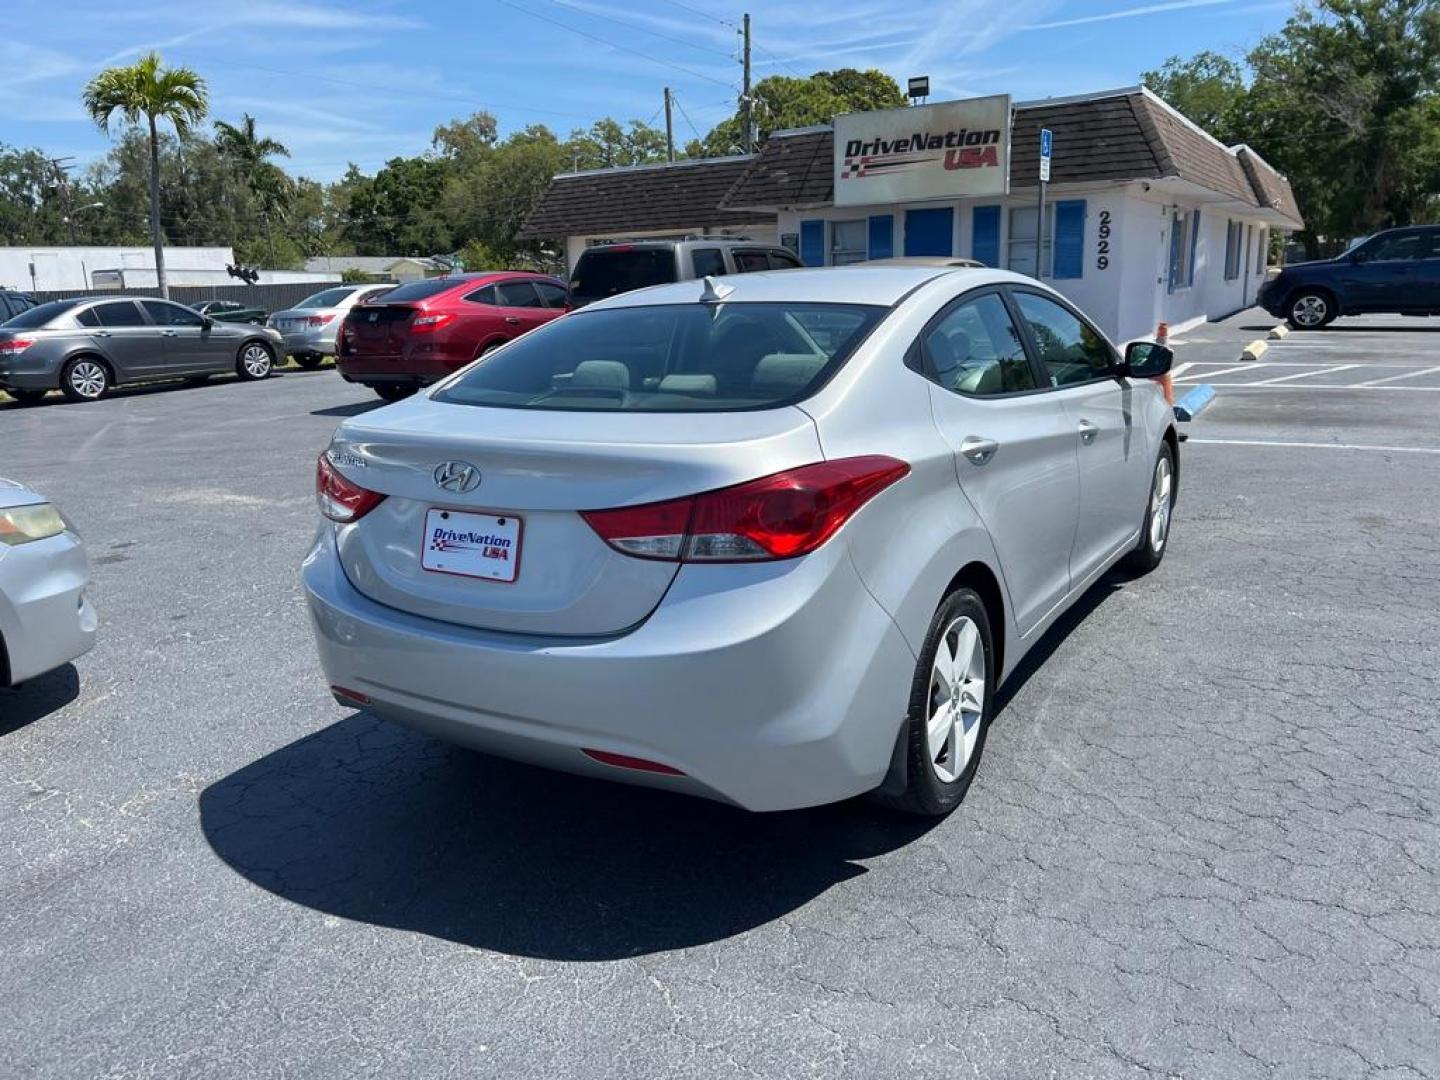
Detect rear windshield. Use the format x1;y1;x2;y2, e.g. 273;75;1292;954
570;248;677;299
375;278;467;303
3;299;79;328
433;302;885;412
295;287;359;309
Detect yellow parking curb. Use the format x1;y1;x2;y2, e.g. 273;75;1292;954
1268;325;1290;340
1242;339;1269;362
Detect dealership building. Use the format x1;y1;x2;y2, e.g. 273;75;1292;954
522;86;1303;343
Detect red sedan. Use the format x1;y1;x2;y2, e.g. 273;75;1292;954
336;272;570;401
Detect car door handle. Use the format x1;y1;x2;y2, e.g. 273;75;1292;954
92;330;112;338
959;436;999;466
1078;419;1099;445
160;330;177;337
504;316;520;325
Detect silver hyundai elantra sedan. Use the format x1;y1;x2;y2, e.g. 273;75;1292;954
304;266;1177;816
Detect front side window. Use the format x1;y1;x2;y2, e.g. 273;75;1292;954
141;300;204;327
434;302;885;412
296;287;359;309
768;250;803;270
1364;232;1424;262
922;292;1036;396
691;248;725;277
1012;292;1114;387
92;301;147;328
733;250;771;273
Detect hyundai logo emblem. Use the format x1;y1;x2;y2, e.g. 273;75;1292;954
434;461;481;493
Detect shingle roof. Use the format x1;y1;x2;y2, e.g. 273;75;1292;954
721;89;1302;228
517;155;762;239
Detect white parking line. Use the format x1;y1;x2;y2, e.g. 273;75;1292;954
1193;383;1440;391
1169;362;1192;379
1355;364;1440;386
1188;438;1440;455
1175;362;1269;382
1251;364;1359;385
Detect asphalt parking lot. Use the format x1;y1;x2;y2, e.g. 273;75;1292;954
2;314;1437;1079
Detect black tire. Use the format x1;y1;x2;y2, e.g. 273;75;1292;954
60;357;111;402
295;353;324;370
373;383;415;402
873;588;995;817
236;341;275;381
9;389;47;405
1125;442;1176;573
1286;289;1336;330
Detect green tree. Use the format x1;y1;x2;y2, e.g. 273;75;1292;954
0;145;77;244
566;117;671;170
82;51;208;297
697;68;906;156
1141;51;1248;144
214;113;293;264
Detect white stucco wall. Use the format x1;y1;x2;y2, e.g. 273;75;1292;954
776;183;1281;343
0;246;235;292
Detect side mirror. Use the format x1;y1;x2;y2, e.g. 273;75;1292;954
201;316;215;330
1122;340;1173;379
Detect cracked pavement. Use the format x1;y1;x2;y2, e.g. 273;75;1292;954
1;319;1437;1079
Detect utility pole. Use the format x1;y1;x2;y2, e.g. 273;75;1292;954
664;87;675;163
48;157;76;244
741;13;753;154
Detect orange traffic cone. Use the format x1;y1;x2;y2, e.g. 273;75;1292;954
1154;321;1174;405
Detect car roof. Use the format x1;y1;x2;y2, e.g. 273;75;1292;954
584;265;1032;310
582;238;778;251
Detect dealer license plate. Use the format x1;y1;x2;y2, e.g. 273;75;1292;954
420;508;521;583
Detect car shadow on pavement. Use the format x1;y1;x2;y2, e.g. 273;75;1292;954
310;401;385;417
200;717;940;959
0;663;80;736
992;574;1125;715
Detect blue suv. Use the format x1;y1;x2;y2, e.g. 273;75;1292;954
1258;225;1440;329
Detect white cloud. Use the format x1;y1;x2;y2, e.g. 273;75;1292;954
1020;0;1240;30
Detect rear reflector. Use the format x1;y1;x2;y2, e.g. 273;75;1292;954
582;749;685;775
316;453;386;523
330;685;371;707
581;456;909;563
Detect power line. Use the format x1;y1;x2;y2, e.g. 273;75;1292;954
670;93;706;145
541;0;736;61
494;0;738;90
654;0;734;26
751;39;807;79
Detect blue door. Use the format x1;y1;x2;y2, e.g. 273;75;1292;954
904;208;954;257
800;220;826;267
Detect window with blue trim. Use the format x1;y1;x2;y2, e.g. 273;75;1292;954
1052;200;1086;279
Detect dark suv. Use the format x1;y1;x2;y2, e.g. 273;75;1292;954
569;238;803;307
0;291;38;322
1258;225;1440;329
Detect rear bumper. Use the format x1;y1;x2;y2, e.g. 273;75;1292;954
303;528;914;811
336;351;462;385
278;328;335;356
0;531;97;685
0;358;60;391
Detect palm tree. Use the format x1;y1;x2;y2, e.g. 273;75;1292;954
83;52;207;298
214;113;292;265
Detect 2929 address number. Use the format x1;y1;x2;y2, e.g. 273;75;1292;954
1096;209;1111;270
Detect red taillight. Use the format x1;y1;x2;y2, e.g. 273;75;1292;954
0;338;35;357
409;312;455;334
316;454;386;522
303;314;335;328
581;456;909;563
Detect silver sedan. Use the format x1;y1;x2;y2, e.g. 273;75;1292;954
304;266;1178;815
267;284;395;368
0;479;95;686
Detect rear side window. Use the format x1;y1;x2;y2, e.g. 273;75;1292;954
494;281;544;308
732;250;770;273
434;301;885;412
1012;292;1115;387
768;251;804;270
570;248;677;299
92;301;147;328
691;248;725;277
922;293;1035;396
6;300;78;328
463;286;497;306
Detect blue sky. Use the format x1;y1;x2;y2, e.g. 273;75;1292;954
3;0;1295;182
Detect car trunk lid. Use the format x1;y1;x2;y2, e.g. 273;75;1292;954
343;304;416;356
327;401;824;635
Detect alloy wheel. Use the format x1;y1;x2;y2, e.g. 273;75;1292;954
927;615;986;783
69;360;107;399
1150;455;1173;552
241;344;273;378
1292;294;1327;327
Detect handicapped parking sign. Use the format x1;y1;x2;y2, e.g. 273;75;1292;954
1039;128;1052;183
